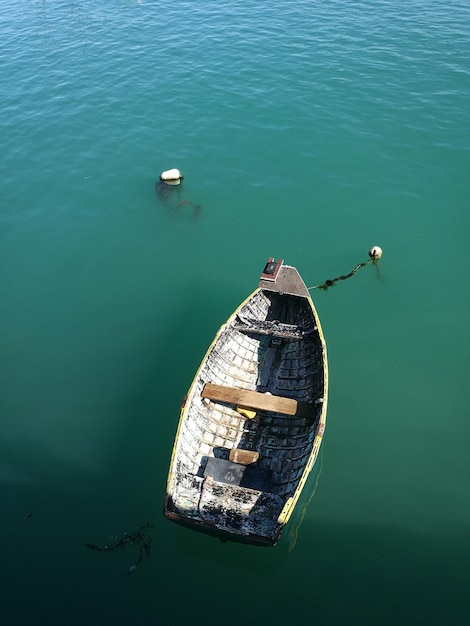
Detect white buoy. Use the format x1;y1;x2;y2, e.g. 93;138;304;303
160;168;183;185
368;245;383;260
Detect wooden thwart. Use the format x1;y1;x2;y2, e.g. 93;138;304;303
202;383;314;418
229;449;259;465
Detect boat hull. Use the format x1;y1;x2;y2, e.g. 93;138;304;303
164;261;328;546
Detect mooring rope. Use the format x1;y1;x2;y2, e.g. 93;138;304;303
308;246;383;291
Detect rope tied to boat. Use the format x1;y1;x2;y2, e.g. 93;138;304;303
308;246;383;291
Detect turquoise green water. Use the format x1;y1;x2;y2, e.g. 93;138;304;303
1;1;469;624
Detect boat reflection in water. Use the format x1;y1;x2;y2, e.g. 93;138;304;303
282;449;324;553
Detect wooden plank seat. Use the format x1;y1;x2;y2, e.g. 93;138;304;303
201;383;315;419
229;449;259;465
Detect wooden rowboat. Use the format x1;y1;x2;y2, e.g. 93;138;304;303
163;259;328;546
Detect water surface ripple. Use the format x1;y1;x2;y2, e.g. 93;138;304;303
1;1;469;625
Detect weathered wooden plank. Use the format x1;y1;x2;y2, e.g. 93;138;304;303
229;449;260;465
234;318;314;340
201;383;314;418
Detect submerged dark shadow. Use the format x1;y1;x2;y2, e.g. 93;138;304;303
157;483;469;626
155;181;202;219
288;519;469;626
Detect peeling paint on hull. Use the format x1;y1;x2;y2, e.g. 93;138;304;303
164;260;328;547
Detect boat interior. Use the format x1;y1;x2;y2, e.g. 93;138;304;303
176;288;325;498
